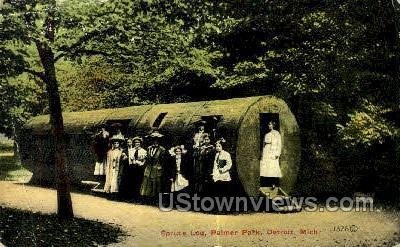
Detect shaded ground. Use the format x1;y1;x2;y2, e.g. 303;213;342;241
0;206;125;247
0;181;399;247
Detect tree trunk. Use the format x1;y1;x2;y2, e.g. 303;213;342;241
36;41;74;219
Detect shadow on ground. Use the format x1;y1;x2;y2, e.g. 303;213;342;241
0;206;126;247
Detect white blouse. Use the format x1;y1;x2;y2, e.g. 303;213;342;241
212;150;232;182
127;147;147;166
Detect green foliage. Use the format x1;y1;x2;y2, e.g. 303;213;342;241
338;101;398;148
53;0;226;106
57;57;140;111
213;0;399;142
0;74;45;136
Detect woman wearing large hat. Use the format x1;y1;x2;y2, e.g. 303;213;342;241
119;136;147;199
103;134;127;194
140;131;168;199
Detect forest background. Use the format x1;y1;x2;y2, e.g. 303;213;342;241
1;0;399;201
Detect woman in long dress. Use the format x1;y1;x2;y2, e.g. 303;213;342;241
92;125;109;176
140;131;168;198
119;137;147;199
104;135;127;194
260;121;282;188
211;138;233;197
192;133;215;195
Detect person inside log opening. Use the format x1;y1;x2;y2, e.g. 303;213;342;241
140;131;168;201
92;124;110;179
211;138;233;197
193;120;206;149
167;145;190;196
192;133;215;195
119;136;147;200
259;121;282;190
209;116;219;141
104;135;127;195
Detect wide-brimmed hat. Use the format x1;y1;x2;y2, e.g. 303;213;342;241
147;131;164;139
131;136;143;143
110;133;125;142
169;145;187;156
194;120;207;126
215;137;226;144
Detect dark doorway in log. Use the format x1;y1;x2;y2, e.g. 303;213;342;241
200;115;223;141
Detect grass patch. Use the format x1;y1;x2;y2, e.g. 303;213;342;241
0;206;126;247
0;153;32;182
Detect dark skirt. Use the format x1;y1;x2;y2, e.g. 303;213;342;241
260;177;280;187
119;165;145;200
210;181;232;198
140;165;164;197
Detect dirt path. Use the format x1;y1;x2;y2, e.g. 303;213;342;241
0;181;399;247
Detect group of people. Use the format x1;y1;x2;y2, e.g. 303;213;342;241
91;119;283;201
91;122;234;200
